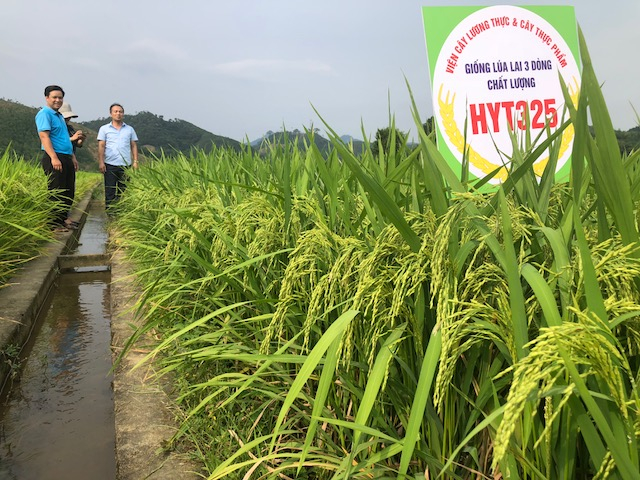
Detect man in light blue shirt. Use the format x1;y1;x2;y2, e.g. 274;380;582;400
97;103;139;209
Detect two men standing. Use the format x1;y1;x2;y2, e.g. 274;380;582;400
35;87;140;227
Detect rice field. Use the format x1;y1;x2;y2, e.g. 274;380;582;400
2;30;639;478
107;33;640;480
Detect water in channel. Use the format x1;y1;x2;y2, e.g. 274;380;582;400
0;202;116;479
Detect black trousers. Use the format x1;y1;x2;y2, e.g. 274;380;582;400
41;152;75;227
104;163;129;208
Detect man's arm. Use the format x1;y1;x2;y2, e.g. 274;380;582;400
38;131;62;171
131;140;139;170
98;140;106;173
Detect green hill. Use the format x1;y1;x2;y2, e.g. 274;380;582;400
0;100;40;160
81;111;241;156
0;99;98;169
2;98;638;168
0;100;240;170
250;129;365;157
617;126;640;154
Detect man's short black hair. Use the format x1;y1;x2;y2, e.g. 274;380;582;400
44;85;65;97
110;103;124;113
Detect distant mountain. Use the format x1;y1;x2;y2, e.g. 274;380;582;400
248;129;330;152
340;135;365;155
0;99;98;169
3;98;638;166
81;111;241;155
249;130;365;156
0;98;366;164
0;100;241;170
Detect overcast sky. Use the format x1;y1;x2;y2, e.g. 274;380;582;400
2;0;638;142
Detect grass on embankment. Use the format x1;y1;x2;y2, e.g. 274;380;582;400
0;149;101;287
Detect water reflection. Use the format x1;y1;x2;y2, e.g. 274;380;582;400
75;203;108;256
0;272;115;480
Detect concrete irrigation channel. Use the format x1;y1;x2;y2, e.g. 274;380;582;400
0;188;201;479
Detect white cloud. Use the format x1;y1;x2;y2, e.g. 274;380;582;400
213;59;336;81
115;38;191;63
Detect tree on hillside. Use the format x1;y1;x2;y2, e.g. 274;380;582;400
616;126;640;154
371;127;408;156
423;116;435;137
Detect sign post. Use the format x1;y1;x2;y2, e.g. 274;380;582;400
422;6;581;184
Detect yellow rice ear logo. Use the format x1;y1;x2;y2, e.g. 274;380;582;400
437;79;579;182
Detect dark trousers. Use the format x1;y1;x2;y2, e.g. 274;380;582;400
41;152;75;227
104;163;129;208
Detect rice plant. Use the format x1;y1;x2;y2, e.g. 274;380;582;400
112;28;640;479
0;149;100;286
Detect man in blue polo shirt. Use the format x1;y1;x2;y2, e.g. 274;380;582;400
97;103;139;210
35;85;77;232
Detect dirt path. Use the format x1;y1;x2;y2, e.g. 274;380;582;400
110;247;204;479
